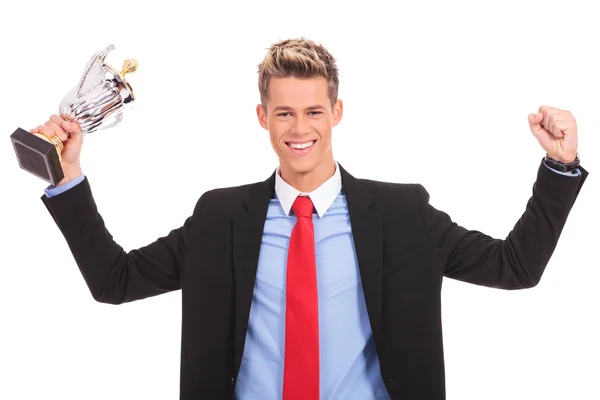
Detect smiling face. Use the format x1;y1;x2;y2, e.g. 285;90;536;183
257;76;343;191
255;38;342;192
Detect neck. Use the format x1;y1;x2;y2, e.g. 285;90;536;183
279;158;336;193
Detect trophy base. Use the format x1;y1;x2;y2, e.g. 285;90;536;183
10;127;64;186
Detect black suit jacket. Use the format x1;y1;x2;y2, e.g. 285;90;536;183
41;159;588;399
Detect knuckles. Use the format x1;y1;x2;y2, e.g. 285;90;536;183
538;106;576;123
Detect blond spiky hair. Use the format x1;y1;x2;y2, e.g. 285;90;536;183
257;37;339;108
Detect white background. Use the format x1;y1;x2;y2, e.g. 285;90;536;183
1;0;598;399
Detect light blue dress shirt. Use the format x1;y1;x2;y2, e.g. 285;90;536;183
42;163;580;400
232;164;390;399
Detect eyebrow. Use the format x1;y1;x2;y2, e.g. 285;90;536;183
272;105;326;112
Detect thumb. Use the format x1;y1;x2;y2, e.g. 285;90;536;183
528;112;554;150
61;120;83;143
528;112;544;134
528;112;543;127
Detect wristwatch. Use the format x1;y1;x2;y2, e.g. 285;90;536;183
544;153;580;173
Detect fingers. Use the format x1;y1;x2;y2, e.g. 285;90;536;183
61;118;83;142
538;105;558;130
32;123;59;142
543;112;552;134
551;119;575;137
546;114;564;138
527;112;556;147
536;107;574;138
538;105;558;115
532;126;555;151
30;115;83;143
46;117;68;141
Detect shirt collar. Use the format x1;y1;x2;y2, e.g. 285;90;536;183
275;162;342;218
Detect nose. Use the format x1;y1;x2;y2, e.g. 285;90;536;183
291;114;310;136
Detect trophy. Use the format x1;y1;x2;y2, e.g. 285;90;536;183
10;44;137;186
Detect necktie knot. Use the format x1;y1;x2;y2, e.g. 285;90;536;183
292;196;314;218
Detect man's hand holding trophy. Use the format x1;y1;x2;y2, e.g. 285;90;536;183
10;44;137;187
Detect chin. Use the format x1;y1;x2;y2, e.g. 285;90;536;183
281;156;317;175
288;161;315;174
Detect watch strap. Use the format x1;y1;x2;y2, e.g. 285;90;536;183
544;153;580;173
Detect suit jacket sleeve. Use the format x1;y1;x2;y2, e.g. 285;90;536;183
416;158;588;289
40;176;199;304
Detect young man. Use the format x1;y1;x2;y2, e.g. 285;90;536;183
32;38;587;399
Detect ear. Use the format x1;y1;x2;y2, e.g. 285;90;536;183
256;104;268;130
332;99;343;127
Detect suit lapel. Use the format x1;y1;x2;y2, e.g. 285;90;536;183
339;164;384;342
232;172;275;375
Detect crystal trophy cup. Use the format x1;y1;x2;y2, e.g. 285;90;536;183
10;44;137;186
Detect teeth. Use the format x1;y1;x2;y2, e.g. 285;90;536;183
289;141;314;149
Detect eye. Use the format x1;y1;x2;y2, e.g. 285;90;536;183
309;111;323;115
277;112;291;117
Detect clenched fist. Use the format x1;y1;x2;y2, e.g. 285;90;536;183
31;115;84;186
528;106;578;163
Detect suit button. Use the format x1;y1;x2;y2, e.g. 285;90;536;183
388;377;394;383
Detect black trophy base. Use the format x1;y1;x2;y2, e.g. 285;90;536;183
10;127;64;186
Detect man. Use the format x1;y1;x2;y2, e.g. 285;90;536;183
31;38;588;399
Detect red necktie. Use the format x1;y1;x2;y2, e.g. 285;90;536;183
283;196;319;400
